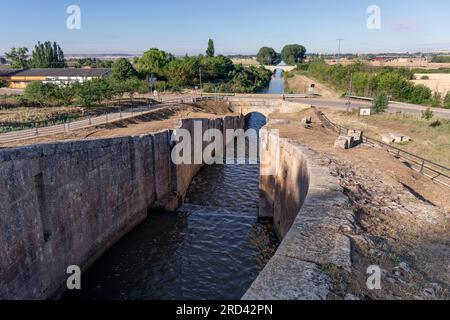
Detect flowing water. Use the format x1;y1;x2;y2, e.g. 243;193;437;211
262;69;285;94
63;113;279;300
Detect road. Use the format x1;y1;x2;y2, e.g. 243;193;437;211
290;97;450;119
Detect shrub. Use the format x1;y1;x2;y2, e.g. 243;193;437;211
421;75;430;80
421;108;434;121
430;120;442;128
372;92;389;114
444;92;450;109
431;92;442;108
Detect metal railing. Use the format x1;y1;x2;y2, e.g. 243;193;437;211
315;110;450;188
0;95;224;144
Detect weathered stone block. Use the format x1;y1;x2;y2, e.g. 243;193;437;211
334;136;350;149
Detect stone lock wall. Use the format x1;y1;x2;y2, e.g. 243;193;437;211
0;115;243;300
244;127;354;300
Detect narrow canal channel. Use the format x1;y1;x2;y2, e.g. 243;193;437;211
63;113;278;300
262;68;285;94
64;70;284;300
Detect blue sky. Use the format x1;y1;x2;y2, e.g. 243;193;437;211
1;0;450;55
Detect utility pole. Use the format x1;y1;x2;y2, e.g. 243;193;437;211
347;73;353;113
337;39;343;64
199;69;203;96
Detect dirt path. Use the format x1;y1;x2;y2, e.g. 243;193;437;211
269;109;450;300
286;74;340;98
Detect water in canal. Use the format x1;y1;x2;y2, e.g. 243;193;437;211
262;68;285;94
64;113;279;300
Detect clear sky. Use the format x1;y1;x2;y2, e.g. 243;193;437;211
1;0;450;55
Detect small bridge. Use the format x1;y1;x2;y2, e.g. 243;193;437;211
227;97;311;118
264;64;297;73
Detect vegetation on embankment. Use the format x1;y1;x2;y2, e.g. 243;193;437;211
294;59;450;107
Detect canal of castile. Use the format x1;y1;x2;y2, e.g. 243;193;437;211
63;113;279;300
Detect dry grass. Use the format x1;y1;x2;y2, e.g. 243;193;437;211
413;73;450;95
324;109;450;167
325;58;450;69
231;58;260;66
268;109;450;299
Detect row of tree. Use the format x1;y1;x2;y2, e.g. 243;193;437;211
132;43;271;92
23;58;149;107
256;44;307;66
23;77;150;108
304;60;436;106
5;42;66;68
430;56;450;63
6;39;271;95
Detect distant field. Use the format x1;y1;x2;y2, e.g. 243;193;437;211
325;58;450;70
413;73;450;95
231;58;259;66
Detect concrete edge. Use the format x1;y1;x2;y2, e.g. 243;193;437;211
243;132;354;300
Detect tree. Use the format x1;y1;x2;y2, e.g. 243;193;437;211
281;44;306;65
200;55;234;81
123;78;150;102
206;39;215;57
74;79;112;107
5;47;29;68
165;57;201;87
31;41;66;68
136;48;174;78
256;47;279;65
409;84;432;105
372;92;389;114
111;58;138;81
24;82;58;107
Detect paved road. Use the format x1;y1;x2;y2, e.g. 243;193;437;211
291;97;450;119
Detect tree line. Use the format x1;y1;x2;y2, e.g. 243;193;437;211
430;56;450;63
302;59;447;107
5;39;272;94
23;58;149;108
5;42;66;68
133;39;271;93
256;44;307;66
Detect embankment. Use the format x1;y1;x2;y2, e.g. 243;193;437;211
0;115;243;300
244;128;354;300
